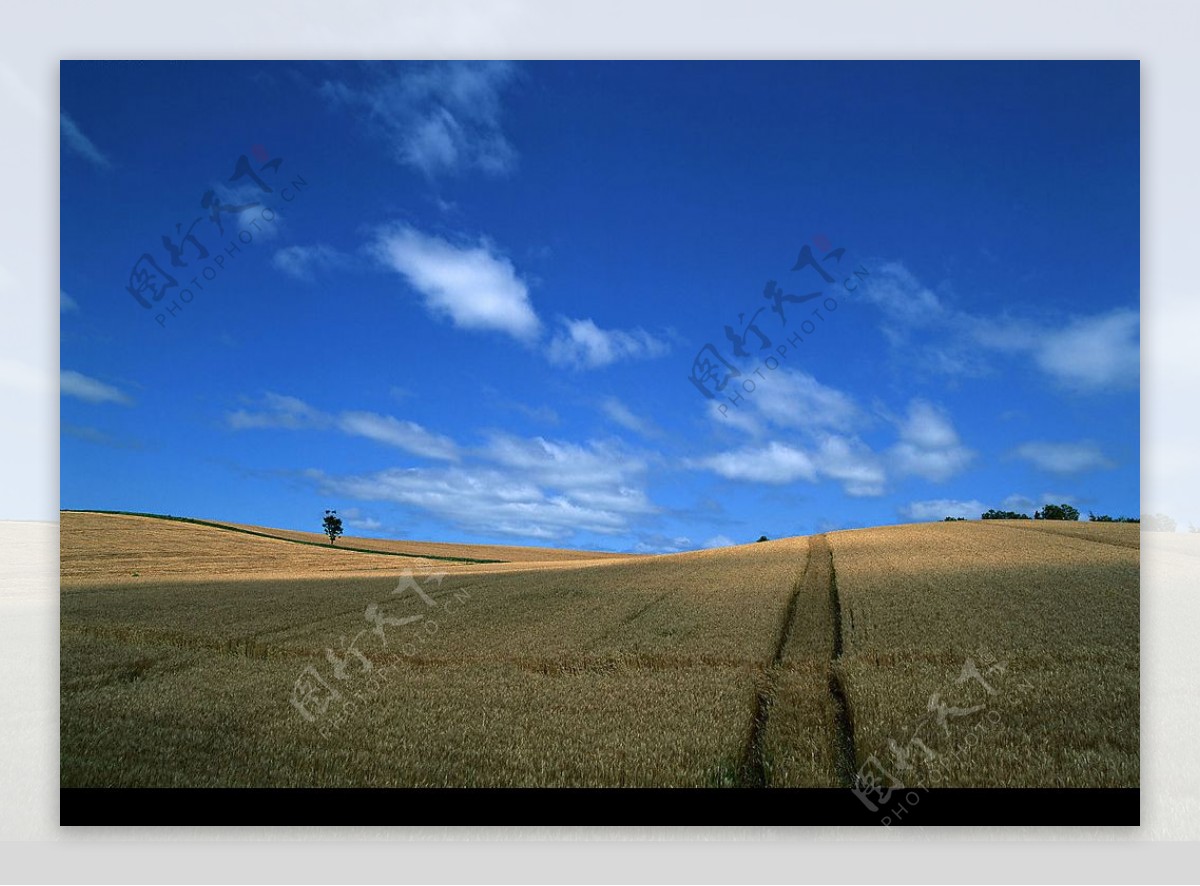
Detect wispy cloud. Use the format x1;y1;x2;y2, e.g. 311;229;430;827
888;400;973;482
1001;491;1080;514
60;291;79;313
712;368;868;437
901;498;987;521
226;392;329;430
692;441;818;485
60;113;112;169
813;434;887;497
547;318;670;369
338;507;384;533
508;401;560;425
336;411;459;461
227;393;457;461
60;370;132;406
693;369;887;495
373;225;541;343
1011;440;1115;474
859;262;1139;391
1029;310;1139;391
321;61;519;178
694;370;969;496
63;424;143;450
272;244;350;282
307;434;656;540
632;534;695;554
600;396;661;438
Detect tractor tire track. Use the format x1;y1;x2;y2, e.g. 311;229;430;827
737;533;860;788
825;547;858;786
737;538;815;787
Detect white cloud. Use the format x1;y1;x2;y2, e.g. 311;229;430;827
1012;440;1115;474
308;434;655;541
699;383;969;496
60;291;78;313
272;244;348;281
1031;310;1139;391
692;441;818;485
60;370;132;406
888;400;973;482
694;368;883;495
373;225;541;343
706;369;869;438
812;435;887;497
322;62;518;178
690;434;885;496
901;498;987;521
703;534;737;548
336;412;458;461
547;318;670;370
750;369;867;434
60;113;111;169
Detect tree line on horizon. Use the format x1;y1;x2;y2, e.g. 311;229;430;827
943;505;1141;523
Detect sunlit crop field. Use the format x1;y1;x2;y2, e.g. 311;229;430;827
60;512;1138;788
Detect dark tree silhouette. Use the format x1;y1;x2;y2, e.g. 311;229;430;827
322;509;344;545
1040;504;1080;521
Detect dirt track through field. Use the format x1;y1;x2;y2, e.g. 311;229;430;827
737;534;860;788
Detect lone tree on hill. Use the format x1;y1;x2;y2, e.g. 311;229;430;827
322;509;344;545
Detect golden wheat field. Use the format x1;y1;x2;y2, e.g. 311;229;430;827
59;511;1138;788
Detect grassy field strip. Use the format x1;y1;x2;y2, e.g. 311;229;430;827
60;513;467;589
61;510;506;563
209;519;637;564
61;519;821;787
977;518;1141;549
60;513;1138;788
825;521;1139;787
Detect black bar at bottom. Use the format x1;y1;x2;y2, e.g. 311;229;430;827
60;787;1138;827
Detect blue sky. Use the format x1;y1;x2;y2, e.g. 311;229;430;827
60;61;1140;552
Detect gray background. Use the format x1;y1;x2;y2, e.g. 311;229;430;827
2;0;1195;881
